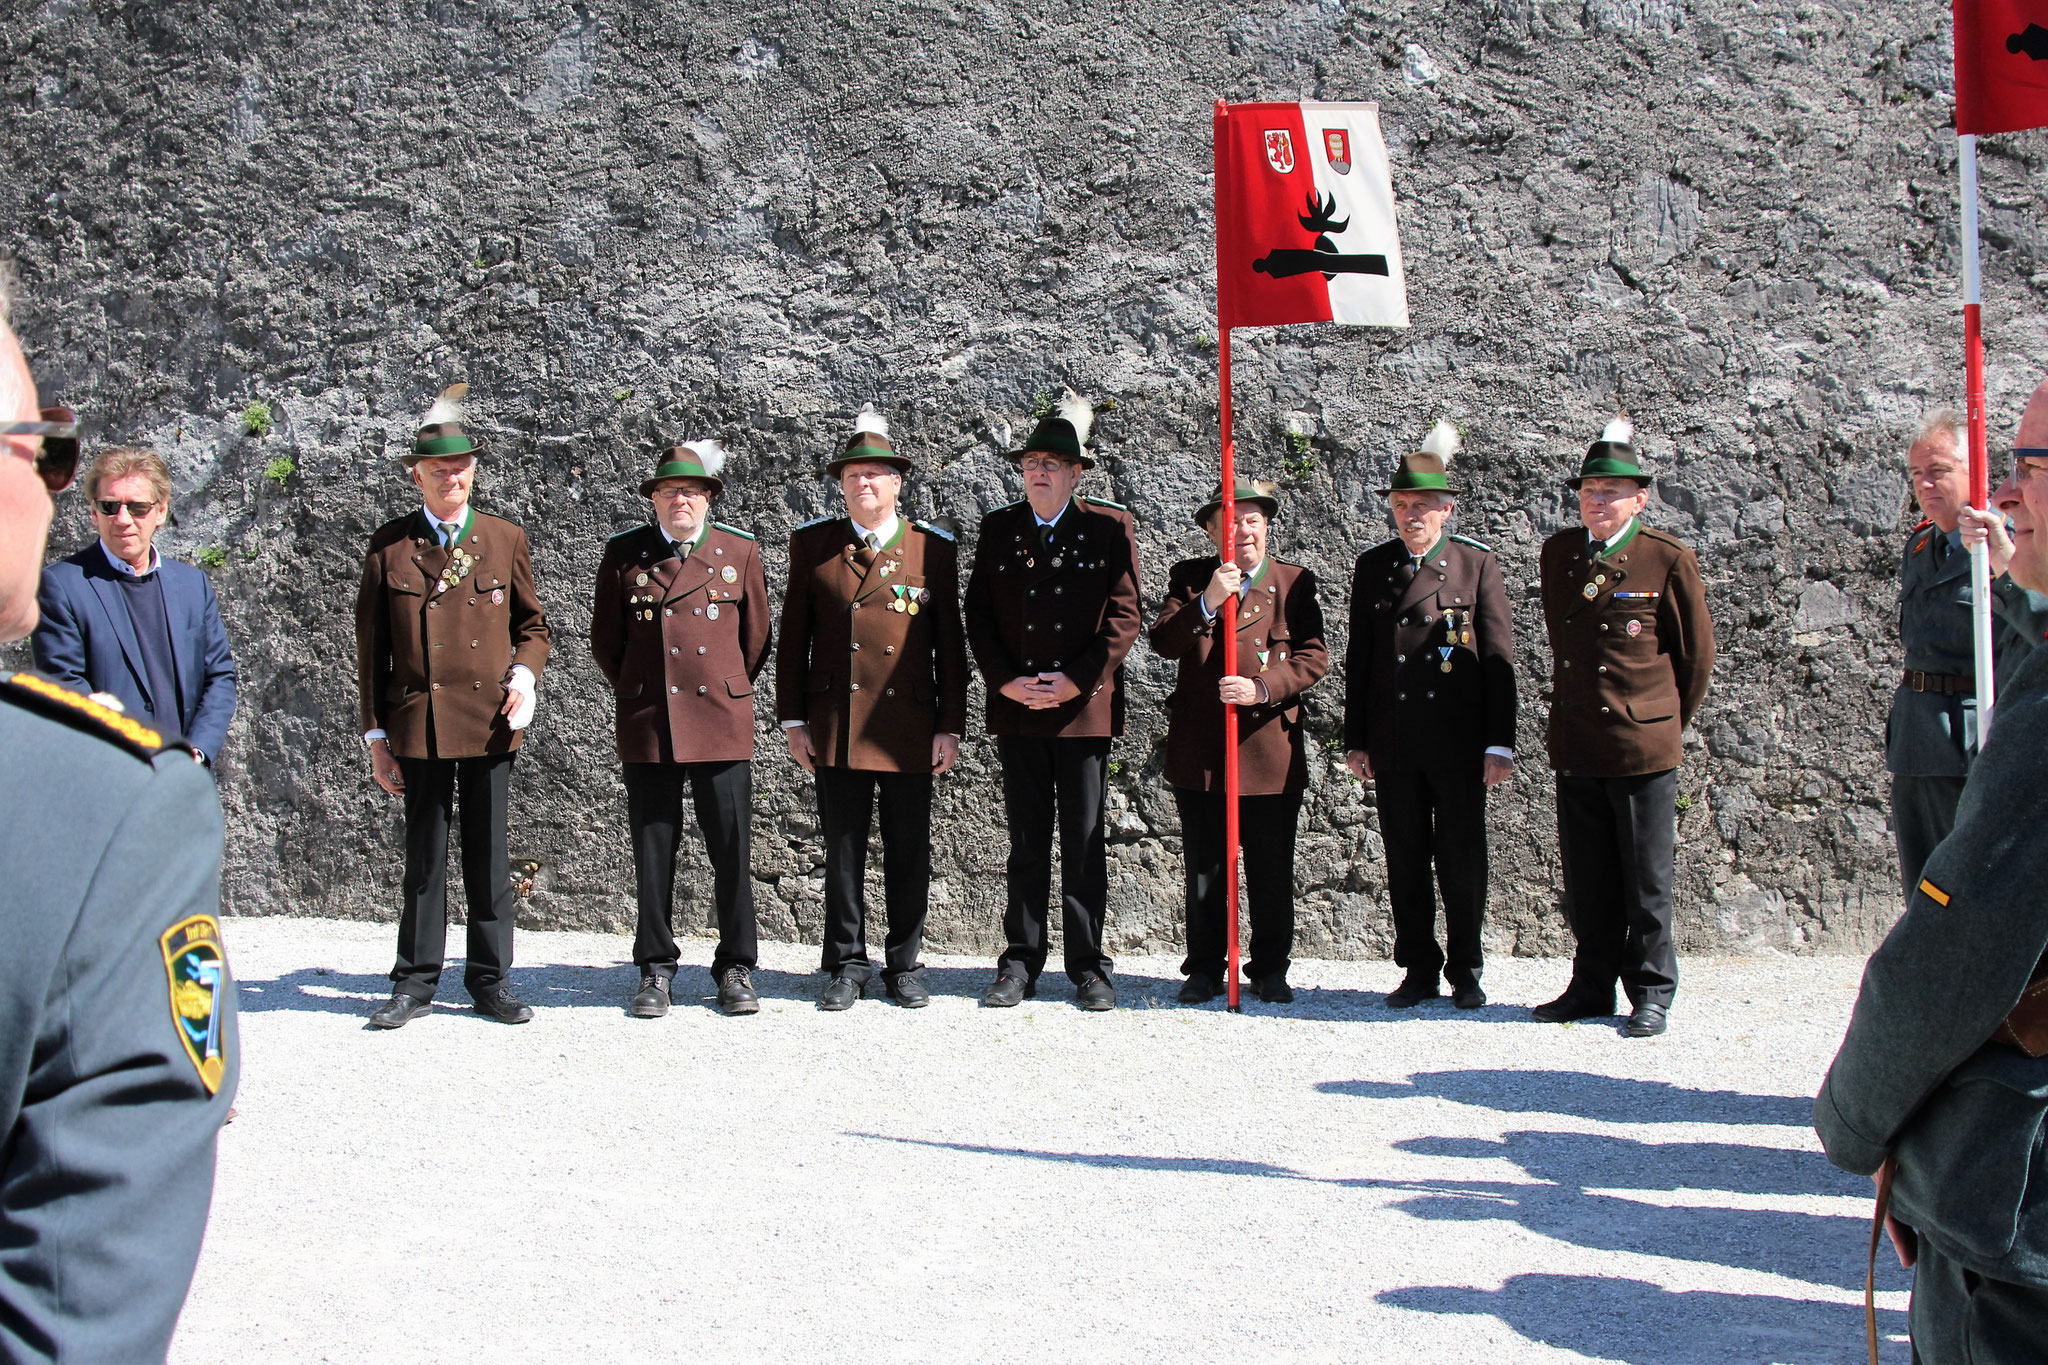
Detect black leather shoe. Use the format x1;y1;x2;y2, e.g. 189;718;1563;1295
1532;991;1614;1023
1075;972;1116;1011
368;993;431;1029
1178;973;1221;1004
471;986;534;1025
1451;982;1488;1010
630;974;671;1019
982;972;1033;1008
886;974;930;1008
718;966;760;1016
819;974;861;1011
1626;1002;1669;1037
1386;973;1442;1009
1256;974;1295;1004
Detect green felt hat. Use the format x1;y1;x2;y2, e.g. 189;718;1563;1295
402;384;488;467
1382;419;1462;495
1567;417;1652;488
1011;389;1097;470
640;440;727;497
1195;478;1282;531
825;406;913;478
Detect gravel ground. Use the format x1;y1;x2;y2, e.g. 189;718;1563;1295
174;917;1908;1364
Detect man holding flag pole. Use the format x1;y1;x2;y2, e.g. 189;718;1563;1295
1213;97;1408;1010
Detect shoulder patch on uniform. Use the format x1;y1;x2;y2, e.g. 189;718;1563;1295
1911;518;1933;533
1451;534;1493;552
161;915;229;1095
1082;495;1128;512
796;515;837;531
1918;877;1951;907
913;519;956;541
1;672;171;759
713;521;756;541
608;523;654;541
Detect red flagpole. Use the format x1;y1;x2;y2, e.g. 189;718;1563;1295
1959;131;1997;733
1214;100;1242;1012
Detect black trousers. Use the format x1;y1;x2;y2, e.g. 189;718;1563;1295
1555;769;1679;1009
392;753;517;999
1175;786;1303;982
624;760;758;981
996;736;1113;984
1374;764;1488;989
1910;1236;2048;1363
1892;773;1968;903
816;765;931;984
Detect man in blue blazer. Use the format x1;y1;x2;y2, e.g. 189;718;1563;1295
33;447;237;765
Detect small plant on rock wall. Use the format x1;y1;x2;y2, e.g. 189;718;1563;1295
196;545;228;570
263;455;295;489
241;400;273;437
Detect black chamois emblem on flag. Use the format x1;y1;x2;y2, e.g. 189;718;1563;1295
2011;22;2048;59
1252;189;1389;281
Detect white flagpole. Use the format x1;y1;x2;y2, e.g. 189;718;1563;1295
1959;132;1997;735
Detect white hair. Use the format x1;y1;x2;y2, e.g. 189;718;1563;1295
1911;409;1965;455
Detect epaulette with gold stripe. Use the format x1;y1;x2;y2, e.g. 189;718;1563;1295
1;671;181;761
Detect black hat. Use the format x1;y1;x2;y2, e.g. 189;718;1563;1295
1011;389;1096;470
1566;416;1652;488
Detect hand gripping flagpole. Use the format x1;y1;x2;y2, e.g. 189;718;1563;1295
1959;131;1998;734
1214;100;1243;1013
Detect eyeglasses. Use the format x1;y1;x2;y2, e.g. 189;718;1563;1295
95;498;159;519
0;407;79;492
1019;456;1073;473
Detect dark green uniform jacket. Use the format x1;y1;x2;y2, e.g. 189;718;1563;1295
1817;642;2048;1286
1887;520;2048;776
0;671;239;1362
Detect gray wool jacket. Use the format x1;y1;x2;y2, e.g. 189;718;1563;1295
1820;640;2048;1285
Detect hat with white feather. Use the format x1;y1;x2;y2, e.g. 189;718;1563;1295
1013;389;1097;469
641;439;729;497
1568;415;1651;488
1382;419;1462;495
405;383;487;466
825;405;912;477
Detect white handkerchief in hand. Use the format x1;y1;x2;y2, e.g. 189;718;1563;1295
506;672;537;730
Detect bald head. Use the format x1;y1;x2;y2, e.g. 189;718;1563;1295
2018;375;2048;450
0;314;52;642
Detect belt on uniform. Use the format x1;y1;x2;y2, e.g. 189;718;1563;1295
1903;669;1973;695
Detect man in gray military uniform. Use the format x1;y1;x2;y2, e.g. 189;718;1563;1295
0;277;239;1361
1819;377;2048;1362
1887;411;2048;898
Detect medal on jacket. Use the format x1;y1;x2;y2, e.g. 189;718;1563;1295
722;565;737;583
707;602;719;621
1625;618;1640;636
880;561;896;577
1582;581;1598;599
1257;649;1270;670
1439;647;1454;673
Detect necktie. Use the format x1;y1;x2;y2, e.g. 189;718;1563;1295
866;531;882;553
1037;522;1053;555
1933;532;1950;566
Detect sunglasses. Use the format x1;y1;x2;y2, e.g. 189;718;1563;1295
95;498;159;519
0;406;80;492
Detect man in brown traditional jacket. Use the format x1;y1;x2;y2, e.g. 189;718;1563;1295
963;392;1141;1010
1344;422;1517;1011
1149;477;1327;1004
355;386;551;1028
1534;418;1714;1037
776;410;969;1010
591;440;772;1018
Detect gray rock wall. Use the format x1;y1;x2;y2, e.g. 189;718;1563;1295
4;0;2031;962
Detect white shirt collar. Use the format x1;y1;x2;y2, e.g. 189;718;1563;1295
664;521;705;555
101;541;161;577
424;504;471;543
850;510;900;548
1033;502;1068;530
1592;516;1637;553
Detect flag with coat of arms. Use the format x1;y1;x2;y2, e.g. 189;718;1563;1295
1214;100;1409;330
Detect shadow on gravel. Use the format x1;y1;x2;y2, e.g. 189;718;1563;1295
1396;1130;1861;1197
236;969;398;1016
1380;1274;1905;1364
1317;1069;1814;1126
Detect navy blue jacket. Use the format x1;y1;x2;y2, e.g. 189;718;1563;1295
32;542;238;762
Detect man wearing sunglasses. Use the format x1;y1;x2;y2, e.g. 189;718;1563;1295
1;281;240;1358
32;446;239;768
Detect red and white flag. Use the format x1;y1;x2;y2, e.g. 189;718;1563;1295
1956;0;2048;135
1215;101;1408;330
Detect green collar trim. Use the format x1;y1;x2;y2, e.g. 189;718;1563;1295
1593;517;1639;558
1420;533;1448;564
849;516;905;553
1241;555;1270;593
423;505;473;546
